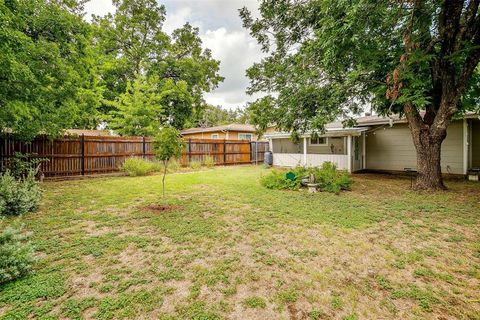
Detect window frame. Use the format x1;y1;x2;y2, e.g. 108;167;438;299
238;133;253;141
211;133;219;139
309;136;328;146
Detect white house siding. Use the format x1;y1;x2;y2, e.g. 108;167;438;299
272;153;349;170
272;153;304;167
306;154;349;170
272;137;346;155
365;121;464;174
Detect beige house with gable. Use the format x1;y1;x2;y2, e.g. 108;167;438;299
181;124;260;141
265;114;480;175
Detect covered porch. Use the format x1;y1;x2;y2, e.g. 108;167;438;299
265;128;368;173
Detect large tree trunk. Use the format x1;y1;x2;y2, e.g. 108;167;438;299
404;103;449;190
411;128;446;190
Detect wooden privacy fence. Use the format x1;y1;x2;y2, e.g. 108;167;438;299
180;138;268;166
0;134;269;177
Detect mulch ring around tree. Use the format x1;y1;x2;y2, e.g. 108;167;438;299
142;204;183;213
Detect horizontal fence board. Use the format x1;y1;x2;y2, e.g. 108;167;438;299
0;134;269;177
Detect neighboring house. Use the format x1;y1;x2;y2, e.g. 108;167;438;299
265;114;480;175
181;124;260;141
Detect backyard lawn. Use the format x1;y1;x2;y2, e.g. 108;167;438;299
1;166;479;320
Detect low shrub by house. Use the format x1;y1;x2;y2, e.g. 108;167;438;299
0;170;42;216
314;162;352;193
120;157;161;176
260;162;352;193
260;167;305;190
0;222;36;284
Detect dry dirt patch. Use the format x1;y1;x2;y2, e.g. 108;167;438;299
141;204;183;213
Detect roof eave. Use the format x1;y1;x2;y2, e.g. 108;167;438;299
265;127;369;139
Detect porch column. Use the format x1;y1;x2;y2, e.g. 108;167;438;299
362;132;366;169
347;135;352;173
268;138;273;152
303;137;307;166
463;119;468;174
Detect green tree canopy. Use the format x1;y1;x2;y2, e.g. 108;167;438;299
109;75;163;136
241;0;480;190
0;0;102;140
93;0;224;128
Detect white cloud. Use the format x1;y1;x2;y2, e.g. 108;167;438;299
201;28;265;108
163;6;195;34
83;0;115;21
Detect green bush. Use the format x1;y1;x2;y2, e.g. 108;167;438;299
189;160;202;170
260;162;352;193
119;157;161;176
9;153;48;179
313;162;352;193
260;169;303;190
0;170;42;216
203;155;215;168
0;222;36;284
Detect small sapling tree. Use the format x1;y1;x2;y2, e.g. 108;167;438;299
153;127;185;196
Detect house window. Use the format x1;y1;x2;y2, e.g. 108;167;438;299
309;137;327;146
211;134;219;139
238;133;253;141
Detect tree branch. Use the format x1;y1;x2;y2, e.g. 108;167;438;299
439;0;465;56
457;22;480;94
456;0;480;49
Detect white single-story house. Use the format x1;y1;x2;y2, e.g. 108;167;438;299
265;114;480;175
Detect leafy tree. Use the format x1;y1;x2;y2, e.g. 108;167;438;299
188;105;251;128
109;75;163;136
109;75;193;135
241;0;480;190
93;0;223;127
153;127;185;196
0;0;102;140
92;0;169;112
159;79;194;130
152;23;224;113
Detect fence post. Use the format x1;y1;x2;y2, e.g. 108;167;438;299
0;134;5;172
249;141;253;164
81;134;85;175
142;136;146;159
188;139;192;163
223;140;227;165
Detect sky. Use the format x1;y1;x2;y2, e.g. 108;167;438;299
84;0;266;109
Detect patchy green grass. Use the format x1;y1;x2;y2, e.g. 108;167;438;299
1;166;479;319
242;296;266;309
